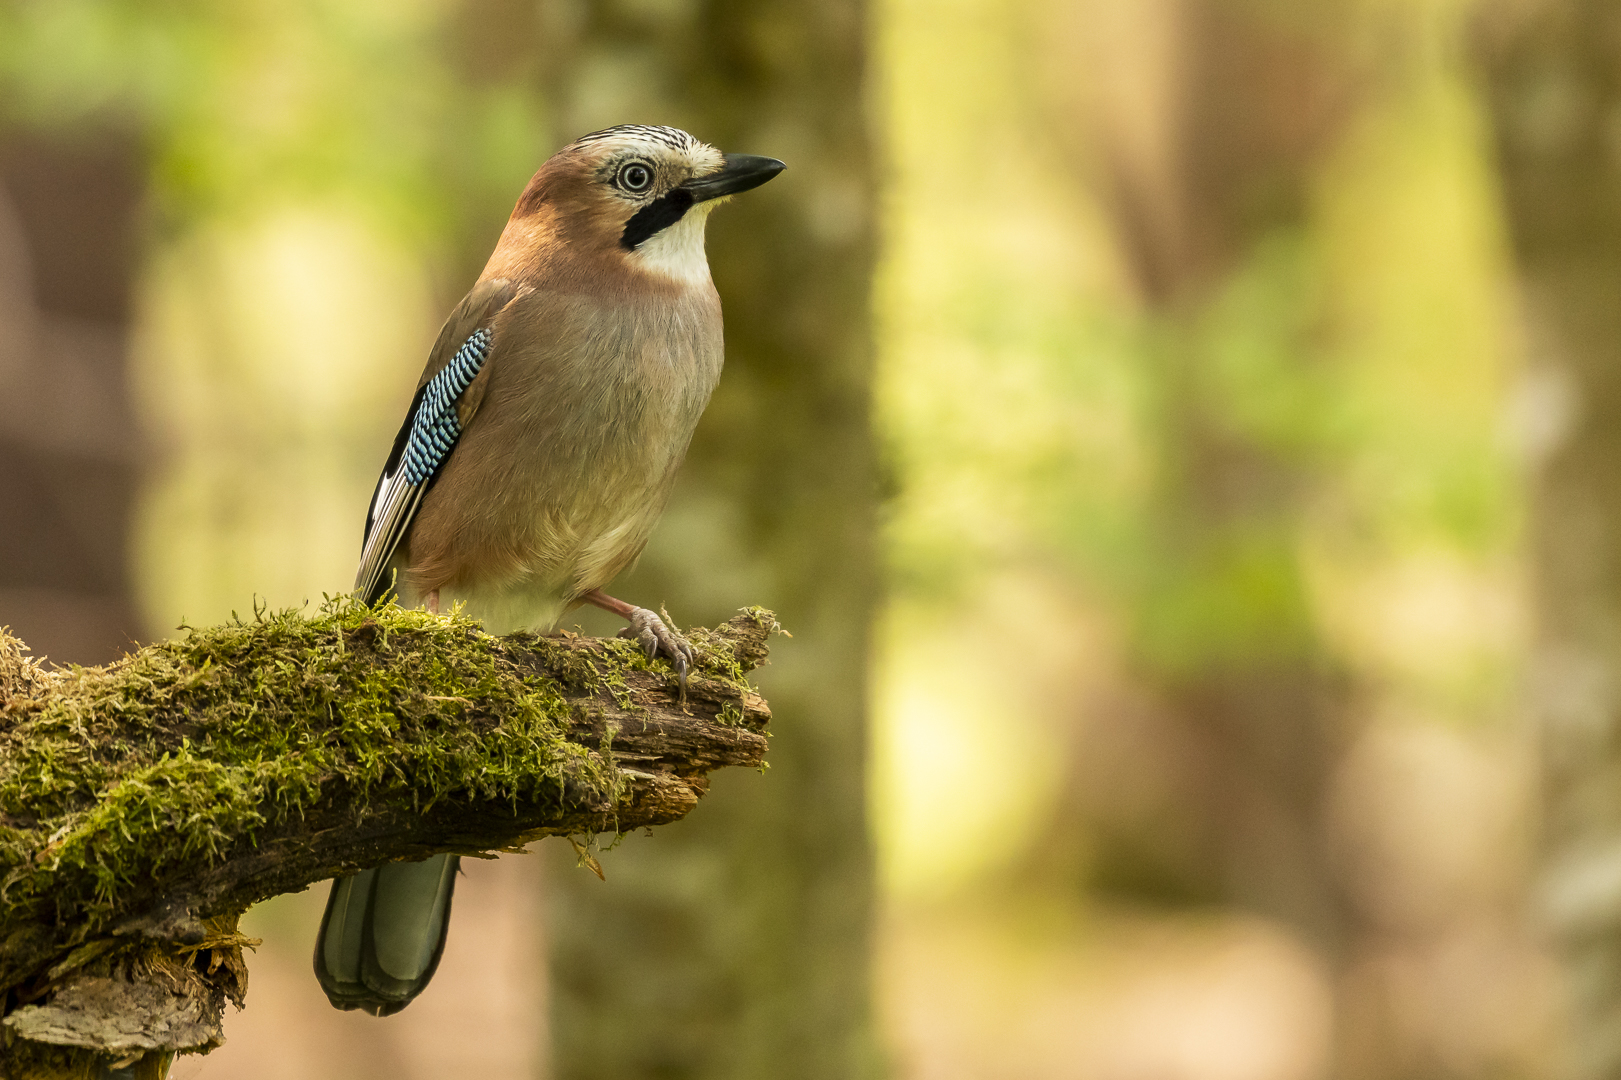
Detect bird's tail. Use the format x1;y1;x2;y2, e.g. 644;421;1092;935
313;854;459;1015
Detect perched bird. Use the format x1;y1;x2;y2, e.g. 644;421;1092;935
312;125;784;1015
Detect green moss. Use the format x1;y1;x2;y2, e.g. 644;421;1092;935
0;597;624;938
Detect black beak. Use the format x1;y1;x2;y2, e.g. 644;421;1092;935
683;154;787;202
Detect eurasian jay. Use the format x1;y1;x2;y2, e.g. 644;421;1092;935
312;125;784;1015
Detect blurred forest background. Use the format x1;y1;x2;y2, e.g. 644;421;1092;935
2;0;1620;1077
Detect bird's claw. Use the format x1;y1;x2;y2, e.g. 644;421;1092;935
618;607;696;698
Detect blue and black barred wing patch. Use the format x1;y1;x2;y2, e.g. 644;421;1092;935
354;327;494;604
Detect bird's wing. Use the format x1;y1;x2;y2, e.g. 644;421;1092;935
355;278;521;604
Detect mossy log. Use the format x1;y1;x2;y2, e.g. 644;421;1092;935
0;602;778;1079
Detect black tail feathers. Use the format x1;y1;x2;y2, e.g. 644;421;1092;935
313;853;459;1016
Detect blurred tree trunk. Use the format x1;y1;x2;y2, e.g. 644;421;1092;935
0;130;145;666
1047;0;1372;1064
537;3;880;1079
1480;5;1621;1078
1121;0;1355;940
1068;1;1355;917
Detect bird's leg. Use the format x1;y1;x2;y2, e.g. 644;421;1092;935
581;588;696;692
427;589;440;616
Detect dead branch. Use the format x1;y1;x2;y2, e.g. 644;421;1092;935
0;603;777;1078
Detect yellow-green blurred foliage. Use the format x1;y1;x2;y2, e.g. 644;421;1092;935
872;0;1548;1074
875;0;1521;896
1;0;553;630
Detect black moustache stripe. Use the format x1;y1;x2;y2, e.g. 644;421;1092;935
620;188;695;250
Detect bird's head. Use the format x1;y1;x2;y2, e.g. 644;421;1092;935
492;125;786;289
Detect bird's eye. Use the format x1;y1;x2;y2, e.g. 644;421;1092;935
617;162;654;194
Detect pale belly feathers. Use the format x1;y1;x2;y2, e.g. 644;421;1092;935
395;287;722;634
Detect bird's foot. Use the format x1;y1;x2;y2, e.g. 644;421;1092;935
617;607;696;696
579;589;696;699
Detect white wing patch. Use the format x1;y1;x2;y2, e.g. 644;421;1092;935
354;328;494;603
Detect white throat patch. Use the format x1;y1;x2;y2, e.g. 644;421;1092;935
628;203;717;287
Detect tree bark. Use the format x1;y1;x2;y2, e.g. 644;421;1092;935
1479;4;1621;1077
0;606;778;1079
